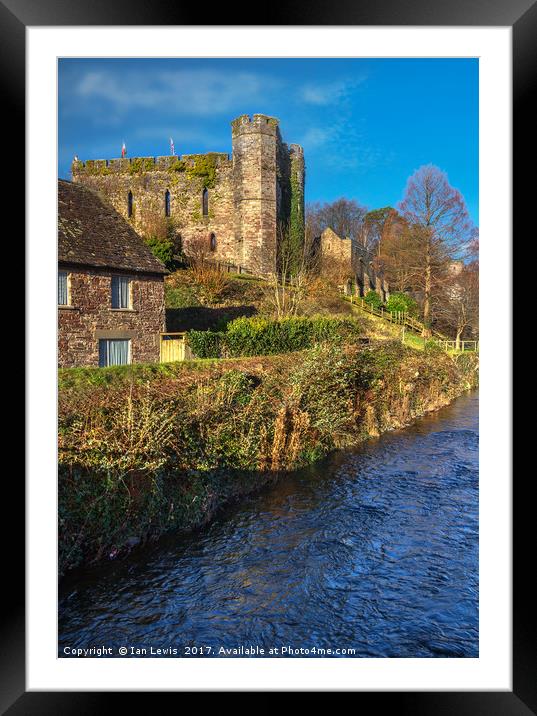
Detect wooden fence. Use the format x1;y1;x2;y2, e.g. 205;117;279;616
434;340;479;352
202;259;253;276
160;332;192;362
345;294;478;352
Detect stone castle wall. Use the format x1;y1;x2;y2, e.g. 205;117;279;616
72;115;305;275
58;266;165;368
320;227;353;264
319;227;390;300
71;154;238;266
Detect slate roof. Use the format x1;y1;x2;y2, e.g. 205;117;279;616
58;180;167;275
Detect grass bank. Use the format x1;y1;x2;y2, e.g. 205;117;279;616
59;342;478;575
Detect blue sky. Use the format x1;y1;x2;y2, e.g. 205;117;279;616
58;58;478;225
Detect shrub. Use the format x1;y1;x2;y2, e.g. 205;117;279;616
364;290;383;309
424;339;444;353
187;316;362;359
58;341;478;574
223;315;362;357
188;330;223;359
290;343;359;447
190;265;229;305
386;291;419;316
144;236;174;269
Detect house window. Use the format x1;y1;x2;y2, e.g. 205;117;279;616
202;188;209;217
111;275;131;309
209;233;216;252
58;271;68;305
165;190;171;217
99;339;130;367
127;191;133;217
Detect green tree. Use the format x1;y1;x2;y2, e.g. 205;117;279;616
144;236;174;270
362;206;399;255
364;290;383;309
385;292;419;316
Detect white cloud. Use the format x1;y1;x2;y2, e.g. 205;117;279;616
73;69;281;116
300;112;393;173
298;77;366;106
300;127;335;149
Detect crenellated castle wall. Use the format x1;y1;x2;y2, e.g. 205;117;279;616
72;115;305;275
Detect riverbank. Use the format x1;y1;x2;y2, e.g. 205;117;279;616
59;342;478;575
59;391;479;657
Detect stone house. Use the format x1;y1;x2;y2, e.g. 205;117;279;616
58;179;167;368
71;114;305;276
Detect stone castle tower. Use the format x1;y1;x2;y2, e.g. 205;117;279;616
71;114;305;275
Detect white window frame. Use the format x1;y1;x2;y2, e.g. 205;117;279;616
58;270;69;306
111;274;132;310
98;338;132;367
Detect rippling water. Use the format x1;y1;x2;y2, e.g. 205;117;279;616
59;391;478;658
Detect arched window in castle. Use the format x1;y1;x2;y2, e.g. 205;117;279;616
127;191;133;218
202;188;209;217
164;190;171;217
209;233;216;252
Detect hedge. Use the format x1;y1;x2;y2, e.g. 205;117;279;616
188;315;362;359
188;329;224;359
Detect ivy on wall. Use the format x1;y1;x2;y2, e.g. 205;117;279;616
128;157;156;175
83;160;111;176
288;154;305;273
185;154;219;189
168;154;219;189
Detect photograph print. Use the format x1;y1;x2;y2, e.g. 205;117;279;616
57;57;479;660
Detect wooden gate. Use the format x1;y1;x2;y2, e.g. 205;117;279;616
160;332;187;362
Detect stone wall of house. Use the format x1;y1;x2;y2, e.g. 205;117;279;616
71;114;305;276
58;266;165;368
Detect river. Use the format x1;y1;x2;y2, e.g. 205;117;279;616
59;391;478;658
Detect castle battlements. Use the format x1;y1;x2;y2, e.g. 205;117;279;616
72;152;232;175
231;113;280;137
70;114;305;276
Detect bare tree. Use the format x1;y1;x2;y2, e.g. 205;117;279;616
436;263;479;348
398;165;473;336
467;226;479;263
258;222;317;318
362;206;404;256
183;234;229;306
378;220;422;293
320;255;353;290
306;198;368;245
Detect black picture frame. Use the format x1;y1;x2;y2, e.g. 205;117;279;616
7;0;527;708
